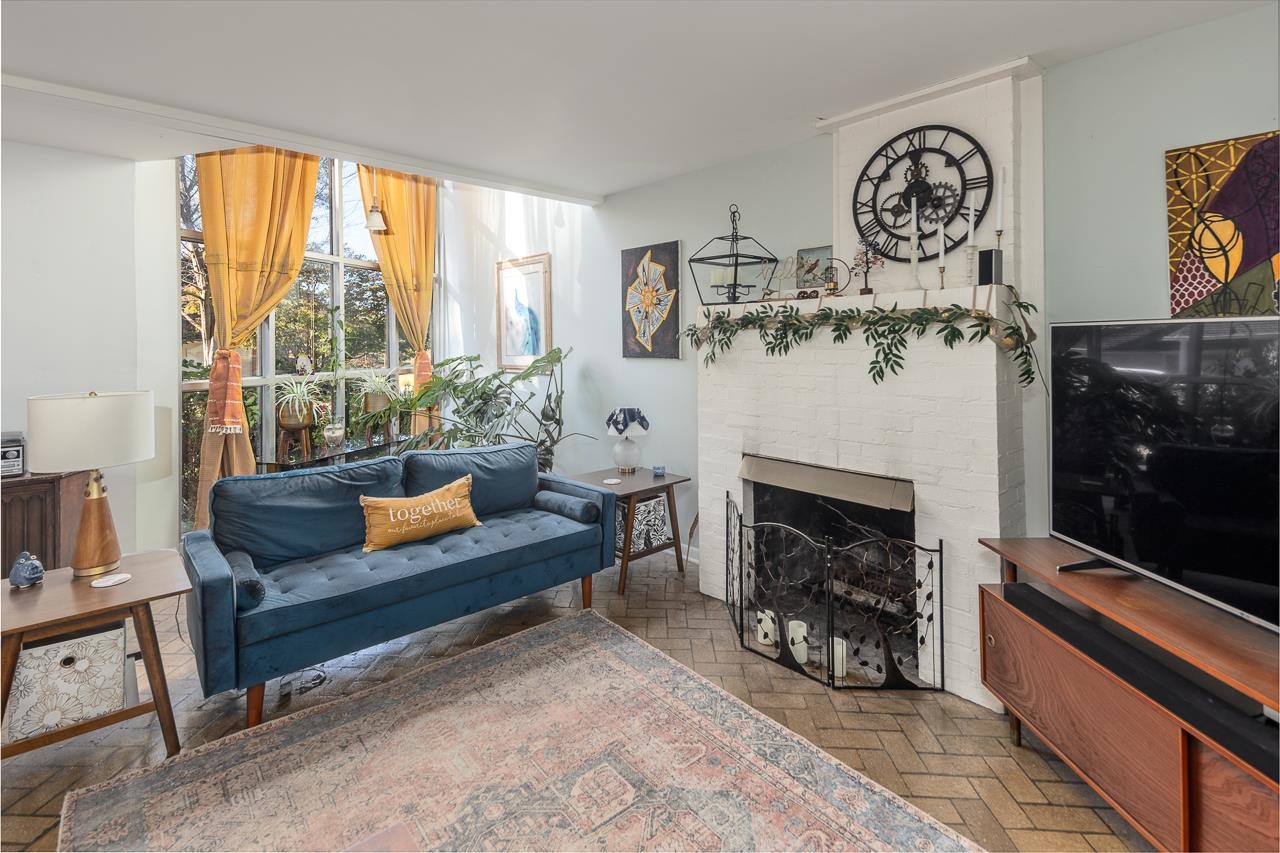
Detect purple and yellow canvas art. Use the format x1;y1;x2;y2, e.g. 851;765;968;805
1166;131;1279;317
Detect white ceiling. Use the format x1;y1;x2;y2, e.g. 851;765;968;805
0;0;1265;202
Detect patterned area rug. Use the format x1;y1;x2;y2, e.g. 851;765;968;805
61;611;978;851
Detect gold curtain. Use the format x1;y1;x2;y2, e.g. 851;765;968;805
356;165;437;429
194;146;320;528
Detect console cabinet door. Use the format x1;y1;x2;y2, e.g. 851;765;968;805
1189;740;1280;852
2;478;55;577
1;472;87;575
980;586;1183;850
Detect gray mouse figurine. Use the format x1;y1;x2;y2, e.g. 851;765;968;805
9;551;44;589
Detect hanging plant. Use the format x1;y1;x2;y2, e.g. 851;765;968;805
684;287;1042;386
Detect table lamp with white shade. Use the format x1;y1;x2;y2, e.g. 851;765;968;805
26;391;155;577
604;407;649;474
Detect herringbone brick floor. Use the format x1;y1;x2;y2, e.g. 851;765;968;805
1;555;1150;852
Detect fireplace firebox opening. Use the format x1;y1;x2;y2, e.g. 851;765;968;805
727;455;944;691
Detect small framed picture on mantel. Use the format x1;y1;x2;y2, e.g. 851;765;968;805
496;253;552;372
796;245;832;291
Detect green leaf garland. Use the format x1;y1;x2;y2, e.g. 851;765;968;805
683;288;1042;386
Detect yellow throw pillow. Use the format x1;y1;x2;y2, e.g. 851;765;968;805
360;474;482;552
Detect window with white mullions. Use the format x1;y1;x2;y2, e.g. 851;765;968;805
176;153;414;531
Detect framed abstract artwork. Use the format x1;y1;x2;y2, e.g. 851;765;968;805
496;253;552;371
1166;131;1278;317
621;241;680;359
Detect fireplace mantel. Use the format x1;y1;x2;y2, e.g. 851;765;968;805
696;302;1026;709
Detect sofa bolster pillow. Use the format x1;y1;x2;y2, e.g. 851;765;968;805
537;473;616;570
533;490;600;524
225;550;266;613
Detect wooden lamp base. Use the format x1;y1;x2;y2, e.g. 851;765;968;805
70;469;122;578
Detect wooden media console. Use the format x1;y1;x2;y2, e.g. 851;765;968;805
979;537;1278;852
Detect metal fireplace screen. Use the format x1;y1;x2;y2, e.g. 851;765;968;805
724;492;945;691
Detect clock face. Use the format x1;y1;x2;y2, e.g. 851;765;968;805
852;124;993;263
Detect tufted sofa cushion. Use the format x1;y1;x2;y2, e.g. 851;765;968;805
211;456;405;568
235;507;598;646
402;442;538;517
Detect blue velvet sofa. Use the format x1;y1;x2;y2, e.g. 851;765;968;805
180;442;615;726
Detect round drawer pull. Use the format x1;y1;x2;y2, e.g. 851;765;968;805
985;634;996;648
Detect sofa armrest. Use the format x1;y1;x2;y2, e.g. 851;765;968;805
537;473;616;570
180;529;238;697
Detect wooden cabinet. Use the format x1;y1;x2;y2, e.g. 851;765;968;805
979;538;1280;852
1;471;88;577
982;586;1185;847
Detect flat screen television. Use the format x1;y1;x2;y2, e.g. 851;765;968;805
1050;317;1280;631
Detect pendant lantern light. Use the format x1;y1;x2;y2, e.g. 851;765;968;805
688;204;778;305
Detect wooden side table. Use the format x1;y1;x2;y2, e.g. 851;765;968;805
1;550;191;759
570;468;691;594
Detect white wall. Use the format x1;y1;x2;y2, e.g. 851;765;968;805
1;143;179;553
4;135;829;559
134;160;180;550
438;136;833;552
1044;3;1279;322
1;142;141;551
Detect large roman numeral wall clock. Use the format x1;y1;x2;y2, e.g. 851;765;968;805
852;124;993;262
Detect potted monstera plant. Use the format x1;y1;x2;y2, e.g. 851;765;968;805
388;348;588;471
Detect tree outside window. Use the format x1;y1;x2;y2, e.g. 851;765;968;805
177;153;411;531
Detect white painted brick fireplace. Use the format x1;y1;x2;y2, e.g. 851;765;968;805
692;61;1044;709
695;286;1027;708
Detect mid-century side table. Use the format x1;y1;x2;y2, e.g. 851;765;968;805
570;468;690;594
1;549;191;758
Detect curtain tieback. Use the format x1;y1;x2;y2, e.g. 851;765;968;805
413;349;433;389
206;349;247;434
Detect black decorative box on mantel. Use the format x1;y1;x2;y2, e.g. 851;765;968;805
979;249;1004;286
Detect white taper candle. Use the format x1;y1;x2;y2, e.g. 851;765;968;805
788;620;808;665
756;610;776;646
996;167;1005;231
910;197;919;279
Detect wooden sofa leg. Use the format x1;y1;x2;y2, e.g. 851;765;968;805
246;683;265;728
581;575;592;609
